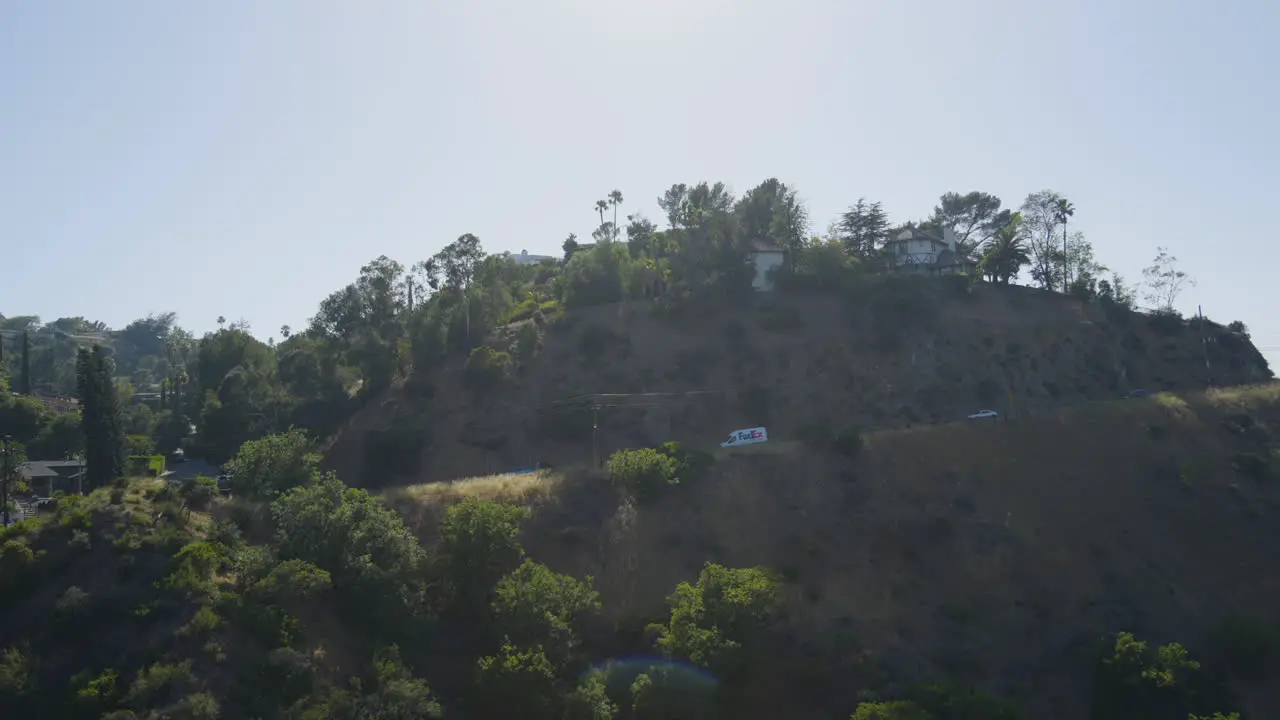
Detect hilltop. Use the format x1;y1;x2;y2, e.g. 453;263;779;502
325;280;1271;486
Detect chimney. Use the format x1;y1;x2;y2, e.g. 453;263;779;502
944;227;957;253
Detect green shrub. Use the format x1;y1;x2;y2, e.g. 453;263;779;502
440;499;529;608
607;448;680;501
463;346;513;393
180;476;219;511
850;700;933;719
657;442;714;484
652;563;781;674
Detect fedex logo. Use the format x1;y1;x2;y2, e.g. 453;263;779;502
720;426;769;447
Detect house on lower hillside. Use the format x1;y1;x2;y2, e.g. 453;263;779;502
18;460;84;496
749;240;786;291
883;226;973;275
31;393;79;414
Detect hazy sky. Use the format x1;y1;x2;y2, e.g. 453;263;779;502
2;2;1277;365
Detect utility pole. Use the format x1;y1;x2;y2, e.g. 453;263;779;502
1;436;12;527
1199;304;1212;387
591;403;600;469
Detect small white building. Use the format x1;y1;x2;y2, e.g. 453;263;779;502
748;240;786;291
512;249;555;266
882;227;971;275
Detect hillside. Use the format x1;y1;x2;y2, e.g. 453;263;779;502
385;383;1280;719
326;280;1272;486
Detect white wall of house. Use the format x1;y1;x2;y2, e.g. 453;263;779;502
512;250;554;266
751;251;785;291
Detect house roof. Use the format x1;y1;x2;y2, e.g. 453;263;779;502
17;461;82;480
886;229;947;246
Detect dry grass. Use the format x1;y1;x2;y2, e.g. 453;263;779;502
383;469;563;508
372;380;1280;720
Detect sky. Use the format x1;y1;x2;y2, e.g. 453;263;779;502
2;1;1278;365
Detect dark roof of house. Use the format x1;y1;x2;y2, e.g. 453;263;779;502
17;461;82;480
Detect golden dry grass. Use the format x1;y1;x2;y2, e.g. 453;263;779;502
383;468;563;508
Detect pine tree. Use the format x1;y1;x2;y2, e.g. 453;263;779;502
77;345;124;490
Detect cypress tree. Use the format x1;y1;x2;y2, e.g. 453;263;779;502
77;345;124;490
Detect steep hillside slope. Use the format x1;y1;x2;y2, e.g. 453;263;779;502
386;384;1280;719
328;281;1271;486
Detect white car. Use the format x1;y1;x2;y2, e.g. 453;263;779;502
967;410;999;420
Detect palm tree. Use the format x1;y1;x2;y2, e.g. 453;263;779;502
608;190;624;239
1053;198;1075;288
979;214;1031;285
595;199;609;227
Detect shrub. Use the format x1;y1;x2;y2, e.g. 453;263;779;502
491;559;601;668
652;563;781;674
657;442;714;484
511;321;544;364
850;701;933;719
1148;308;1185;335
55;586;91;618
180;476;219;511
607;448;680;501
440;499;528;608
463;346;513;393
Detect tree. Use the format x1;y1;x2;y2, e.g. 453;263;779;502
608;189;624;234
224;428;319;498
431;234;486;342
1142;247;1195;312
76;345;124;490
1063;232;1108;299
929;191;1011;257
652;563;781;674
1054;197;1075;285
595;199;609;228
562;233;581;261
1020;190;1066;291
839;198;890;259
17;332;30;395
977;214;1031;285
735;179;809;274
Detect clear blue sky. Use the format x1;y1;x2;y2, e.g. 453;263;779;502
2;1;1278;365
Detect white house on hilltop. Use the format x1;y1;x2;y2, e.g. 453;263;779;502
748;240;786;291
512;249;555;266
882;226;972;275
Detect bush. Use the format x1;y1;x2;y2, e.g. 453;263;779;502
440;499;528;608
652;563;781;674
850;701;933;719
1148;308;1185;335
463;346;513;393
657;442;714;484
180;476;219;511
607;448;680;501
